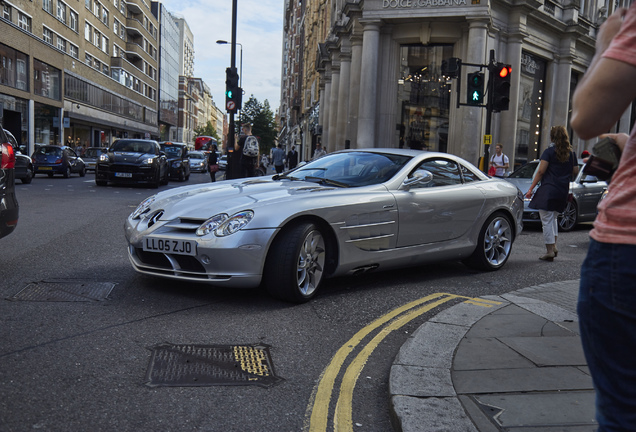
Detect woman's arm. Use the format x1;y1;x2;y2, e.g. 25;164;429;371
525;160;549;198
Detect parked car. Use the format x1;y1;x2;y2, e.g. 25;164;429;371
32;145;86;178
96;139;168;188
0;127;18;238
82;147;108;171
218;154;228;171
125;149;524;303
188;151;208;173
159;142;190;181
503;160;608;231
3;129;33;184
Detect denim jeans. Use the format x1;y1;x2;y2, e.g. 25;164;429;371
579;239;636;431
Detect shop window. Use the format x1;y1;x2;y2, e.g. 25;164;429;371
0;43;29;91
398;45;453;153
34;59;61;100
515;52;546;167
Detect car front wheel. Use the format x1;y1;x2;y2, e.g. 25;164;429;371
558;200;577;232
264;222;326;303
464;213;513;271
22;167;33;184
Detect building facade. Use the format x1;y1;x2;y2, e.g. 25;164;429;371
288;0;635;170
151;1;179;142
1;0;160;154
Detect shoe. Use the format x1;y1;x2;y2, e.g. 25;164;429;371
539;252;555;261
554;247;558;257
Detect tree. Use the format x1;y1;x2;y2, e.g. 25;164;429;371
193;121;221;143
238;95;278;154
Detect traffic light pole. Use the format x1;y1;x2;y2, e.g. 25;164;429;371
483;50;495;174
226;0;239;180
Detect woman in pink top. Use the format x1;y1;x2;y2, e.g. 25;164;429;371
571;5;636;430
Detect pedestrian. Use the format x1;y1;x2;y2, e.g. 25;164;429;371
570;5;636;430
260;154;269;174
208;144;219;182
489;144;510;177
272;144;286;174
313;142;327;160
287;145;298;169
235;124;259;178
524;126;578;261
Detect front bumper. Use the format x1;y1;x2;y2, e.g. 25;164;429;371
96;163;157;184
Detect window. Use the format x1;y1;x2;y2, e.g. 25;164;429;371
57;1;66;23
113;0;118;9
93;30;100;47
102;64;108;75
101;7;108;24
101;36;108;53
69;44;78;59
93;1;99;17
70;10;78;31
43;27;53;44
3;4;11;20
113;20;118;34
18;12;31;31
84;21;91;40
34;59;61;100
414;159;461;188
0;42;29;91
85;0;90;10
85;52;92;66
42;0;52;14
57;37;66;52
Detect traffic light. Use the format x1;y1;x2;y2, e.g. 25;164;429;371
441;57;460;78
225;67;242;113
466;72;484;105
492;63;512;112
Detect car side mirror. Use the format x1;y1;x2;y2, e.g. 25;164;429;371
402;169;434;188
581;175;598;183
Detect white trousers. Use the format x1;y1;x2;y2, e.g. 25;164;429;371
538;210;559;245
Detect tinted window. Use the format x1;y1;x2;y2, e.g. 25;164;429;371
414;159;461;187
460;164;481;183
112;140;156;154
509;162;538;179
35;146;63;157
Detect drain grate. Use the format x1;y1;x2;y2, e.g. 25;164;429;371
145;343;283;388
8;280;116;302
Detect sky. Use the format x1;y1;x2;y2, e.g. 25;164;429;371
159;0;284;113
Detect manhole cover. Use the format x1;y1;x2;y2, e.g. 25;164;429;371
8;280;116;302
145;343;283;388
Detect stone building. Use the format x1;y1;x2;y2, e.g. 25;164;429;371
0;0;160;153
287;0;635;170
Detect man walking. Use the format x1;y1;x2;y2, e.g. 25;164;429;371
287;145;298;169
272;144;286;174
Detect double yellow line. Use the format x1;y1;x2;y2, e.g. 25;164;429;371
304;293;500;432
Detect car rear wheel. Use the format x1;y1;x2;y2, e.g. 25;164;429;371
79;166;86;177
22;167;33;184
558;200;577;232
464;213;513;271
264;222;326;303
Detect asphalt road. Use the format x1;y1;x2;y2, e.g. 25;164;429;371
0;171;591;432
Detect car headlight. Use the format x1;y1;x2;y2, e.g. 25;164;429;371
196;214;229;236
99;153;109;162
142;157;155;166
195;211;254;237
131;195;156;219
171;161;181;168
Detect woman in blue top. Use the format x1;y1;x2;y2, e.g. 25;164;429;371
524;126;579;261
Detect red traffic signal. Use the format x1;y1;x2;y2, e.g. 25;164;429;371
498;65;511;78
492;63;512;112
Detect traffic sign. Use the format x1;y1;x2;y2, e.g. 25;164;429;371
484;134;492;145
227;101;236;111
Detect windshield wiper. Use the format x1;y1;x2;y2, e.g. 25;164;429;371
304;176;350;188
273;173;302;181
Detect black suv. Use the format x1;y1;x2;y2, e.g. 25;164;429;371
159;142;190;182
96;139;168;188
0;127;18;238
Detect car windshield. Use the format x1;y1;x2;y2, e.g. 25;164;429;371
161;145;184;158
190;152;204;159
84;148;104;158
508;161;538;179
282;151;411;187
112;140;155;154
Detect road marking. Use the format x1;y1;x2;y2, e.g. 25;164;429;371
305;293;501;432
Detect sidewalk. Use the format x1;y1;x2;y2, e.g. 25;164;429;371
389;280;597;431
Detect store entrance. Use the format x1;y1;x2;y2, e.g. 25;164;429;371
398;44;453;153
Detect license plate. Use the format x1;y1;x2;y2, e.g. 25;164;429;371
143;237;197;256
115;172;132;178
39;166;52;170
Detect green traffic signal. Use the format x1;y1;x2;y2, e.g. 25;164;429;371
467;72;484;105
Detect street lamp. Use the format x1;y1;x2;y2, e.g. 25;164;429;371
216;40;242;88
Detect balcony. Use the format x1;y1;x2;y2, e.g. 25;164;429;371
125;17;144;38
126;0;143;14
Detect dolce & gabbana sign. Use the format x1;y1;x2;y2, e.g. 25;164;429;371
383;0;468;8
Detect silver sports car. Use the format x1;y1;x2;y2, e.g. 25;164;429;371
125;149;523;303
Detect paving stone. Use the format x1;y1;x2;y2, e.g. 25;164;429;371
454;337;534;370
499;336;587;367
453;367;594;394
465;311;547;338
391;395;478;432
395;321;468;368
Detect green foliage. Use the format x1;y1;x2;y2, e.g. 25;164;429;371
193;121;221;144
238;95;278;154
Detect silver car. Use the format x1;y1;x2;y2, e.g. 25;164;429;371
188;151;208;173
125;149;523;303
503;160;607;231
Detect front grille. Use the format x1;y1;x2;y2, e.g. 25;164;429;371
135;248;206;273
110;164;151;173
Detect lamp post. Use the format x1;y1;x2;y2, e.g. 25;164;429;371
216;40;242;88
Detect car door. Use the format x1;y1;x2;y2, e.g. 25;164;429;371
393;157;486;247
67;148;80;172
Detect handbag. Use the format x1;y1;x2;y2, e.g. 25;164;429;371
210;164;219;173
488;165;497;176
